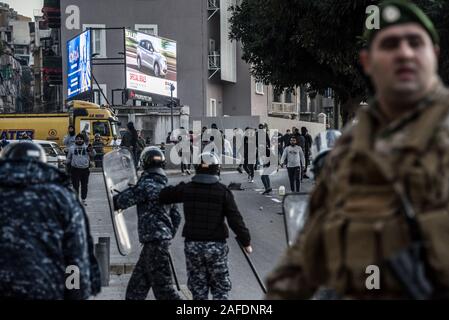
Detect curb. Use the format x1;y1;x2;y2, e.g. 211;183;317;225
90;167;243;176
110;263;136;275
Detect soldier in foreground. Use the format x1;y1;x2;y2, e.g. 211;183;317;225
0;142;100;299
266;0;449;299
113;147;182;300
159;152;252;300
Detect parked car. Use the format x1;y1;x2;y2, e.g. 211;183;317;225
136;39;168;77
4;140;66;170
35;140;67;170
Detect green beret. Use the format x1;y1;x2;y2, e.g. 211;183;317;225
364;0;439;45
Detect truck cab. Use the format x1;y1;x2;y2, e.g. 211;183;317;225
0;100;120;154
68;100;120;153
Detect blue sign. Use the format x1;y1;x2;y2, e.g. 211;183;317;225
67;30;91;99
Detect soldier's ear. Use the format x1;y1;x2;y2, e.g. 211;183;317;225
434;45;440;58
359;49;372;76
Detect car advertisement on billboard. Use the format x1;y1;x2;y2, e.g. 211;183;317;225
125;29;177;99
67;30;92;99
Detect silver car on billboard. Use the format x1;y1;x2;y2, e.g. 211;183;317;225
136;39;168;78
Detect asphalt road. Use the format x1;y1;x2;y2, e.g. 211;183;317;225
86;168;314;300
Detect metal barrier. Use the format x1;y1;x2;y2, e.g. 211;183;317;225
94;237;110;286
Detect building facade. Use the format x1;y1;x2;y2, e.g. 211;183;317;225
32;0;63;112
57;0;328;141
0;2;33;113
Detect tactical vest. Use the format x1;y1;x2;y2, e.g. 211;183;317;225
302;89;449;298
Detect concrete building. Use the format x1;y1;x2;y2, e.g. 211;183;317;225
58;0;327;142
31;0;63;112
0;2;33;113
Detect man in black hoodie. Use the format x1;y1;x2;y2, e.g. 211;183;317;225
159;152;252;300
0;142;100;299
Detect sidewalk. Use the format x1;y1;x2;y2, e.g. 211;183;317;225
90;274;192;300
86;172;194;299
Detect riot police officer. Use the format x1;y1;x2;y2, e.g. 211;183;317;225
159;152;252;300
0;142;100;299
113;146;182;300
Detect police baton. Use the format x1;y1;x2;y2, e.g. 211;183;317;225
235;237;267;294
168;251;181;291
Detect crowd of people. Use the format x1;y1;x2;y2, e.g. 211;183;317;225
164;123;314;194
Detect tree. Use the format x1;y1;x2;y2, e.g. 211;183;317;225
230;0;449;124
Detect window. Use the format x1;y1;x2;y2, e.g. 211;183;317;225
93;121;111;137
135;24;158;36
209;39;216;53
40;144;57;157
110;122;118;136
83;24;106;58
285;90;293;103
93;84;107;106
208;98;217;117
52;144;65;156
273;89;281;102
14;47;26;54
255;82;264;95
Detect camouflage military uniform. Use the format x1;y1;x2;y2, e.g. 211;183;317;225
185;242;231;300
266;82;449;299
0;159;101;299
113;168;181;300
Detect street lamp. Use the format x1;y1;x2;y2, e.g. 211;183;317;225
169;84;175;133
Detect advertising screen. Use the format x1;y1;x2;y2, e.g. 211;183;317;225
125;29;177;98
67;30;91;99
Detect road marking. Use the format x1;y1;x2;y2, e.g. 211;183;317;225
271;198;282;203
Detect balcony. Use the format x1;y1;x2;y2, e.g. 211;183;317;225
207;0;219;20
208;52;220;70
268;102;298;115
208;51;220;79
42;0;60;28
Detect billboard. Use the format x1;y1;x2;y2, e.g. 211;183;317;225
67;30;91;99
125;29;177;99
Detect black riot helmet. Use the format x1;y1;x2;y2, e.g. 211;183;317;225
140;146;165;170
1;141;47;163
195;152;220;175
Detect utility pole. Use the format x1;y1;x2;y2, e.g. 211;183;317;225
170;84;175;133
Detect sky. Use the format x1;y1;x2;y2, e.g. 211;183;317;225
1;0;44;20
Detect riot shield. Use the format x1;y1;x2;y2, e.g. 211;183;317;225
282;193;309;247
102;149;136;256
284;130;342;246
308;130;342;179
311;130;342;158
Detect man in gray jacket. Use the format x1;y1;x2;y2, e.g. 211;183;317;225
67;134;96;205
280;136;305;192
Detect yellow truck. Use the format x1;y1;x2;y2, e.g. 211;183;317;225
0;100;120;153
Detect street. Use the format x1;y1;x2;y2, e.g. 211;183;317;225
86;168;314;300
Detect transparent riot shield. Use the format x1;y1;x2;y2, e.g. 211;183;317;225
284;130;342;247
102;149;136;256
308;129;342;180
282;193;309;247
311;130;342;158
